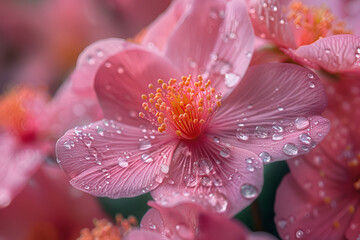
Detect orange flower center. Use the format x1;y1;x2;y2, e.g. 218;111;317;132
287;1;352;45
139;75;221;140
0;87;40;142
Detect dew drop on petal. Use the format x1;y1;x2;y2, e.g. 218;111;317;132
141;154;153;163
309;82;315;88
201;176;212;187
307;73;314;79
195;159;213;175
296;230;304;239
277;107;284;111
224;73;240;88
220;148;230;158
117;67;124;74
139;140;152;150
272;133;284;141
294;117;310;130
183;174;197;187
96;126;104;136
283;143;298;156
213;136;220;143
277;219;287;229
255;126;268;138
175;224;194;239
236;132;249;141
259;152;271;163
160;164;169;174
87;56;95;65
299;133;312;144
240;184;258;199
118;157;129;168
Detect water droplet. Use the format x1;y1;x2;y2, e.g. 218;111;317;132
175;224;194;239
246;165;255;172
246;51;252;58
259;152;271;163
296;229;304;239
96;126;104;136
299;133;312;144
117;67;124;74
139;140;152;150
195;158;213;175
272;125;284;132
84;185;90;190
272;133;284;141
118;157;129;168
87;56;95;65
225;73;240;88
201;176;212;186
283;143;298;156
96;49;104;57
240;184;258;199
183;174;197;187
220;148;230;158
279;18;285;24
307;73;314;79
356;47;360;54
104;62;112;68
236;132;249;141
208;192;228;213
255;126;268;138
141;154;153;163
84;139;92;148
271;5;278;11
294;117;310;130
213;136;220;143
309;82;315;88
160;164;169;174
277;219;287;229
116;130;122;134
63;140;75;149
213;177;223;186
277;107;284;111
210;53;218;61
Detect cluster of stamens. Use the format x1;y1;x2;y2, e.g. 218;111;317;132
139;75;221;140
288;1;352;45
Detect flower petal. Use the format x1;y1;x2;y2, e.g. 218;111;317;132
210;63;329;163
94;46;181;126
151;136;264;217
0;133;44;208
56;120;178;198
164;0;254;96
71;38;132;93
141;0;192;51
246;0;297;49
125;230;166;240
284;35;360;74
275;175;357;240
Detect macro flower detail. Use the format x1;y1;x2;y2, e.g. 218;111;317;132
56;0;329;218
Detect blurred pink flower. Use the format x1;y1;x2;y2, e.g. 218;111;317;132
0;165;108;240
56;0;329;217
0;87;51;208
126;201;277;240
275;112;360;239
246;0;360;75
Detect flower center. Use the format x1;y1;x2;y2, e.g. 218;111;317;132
0;87;41;142
287;1;352;45
139;75;221;140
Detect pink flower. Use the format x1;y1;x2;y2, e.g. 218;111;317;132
274;79;360;240
126;201;277;240
56;0;329;217
0;87;51;208
246;0;360;75
0;165;108;240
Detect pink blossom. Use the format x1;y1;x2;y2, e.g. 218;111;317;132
0;87;51;208
125;201;277;240
274;79;360;240
56;0;330;217
0;165;108;240
246;0;360;75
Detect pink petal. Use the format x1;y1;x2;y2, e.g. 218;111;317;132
151;136;264;217
141;0;191;51
56;120;178;198
275;175;357;240
0;132;45;208
284;35;360;74
0;165;108;240
346;206;360;240
197;212;248;240
287;113;355;201
94;46;181;127
125;229;166;240
70;38;132;93
246;0;297;49
164;0;254;96
210;63;330;163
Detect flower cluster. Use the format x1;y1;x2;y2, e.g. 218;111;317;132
1;0;359;239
